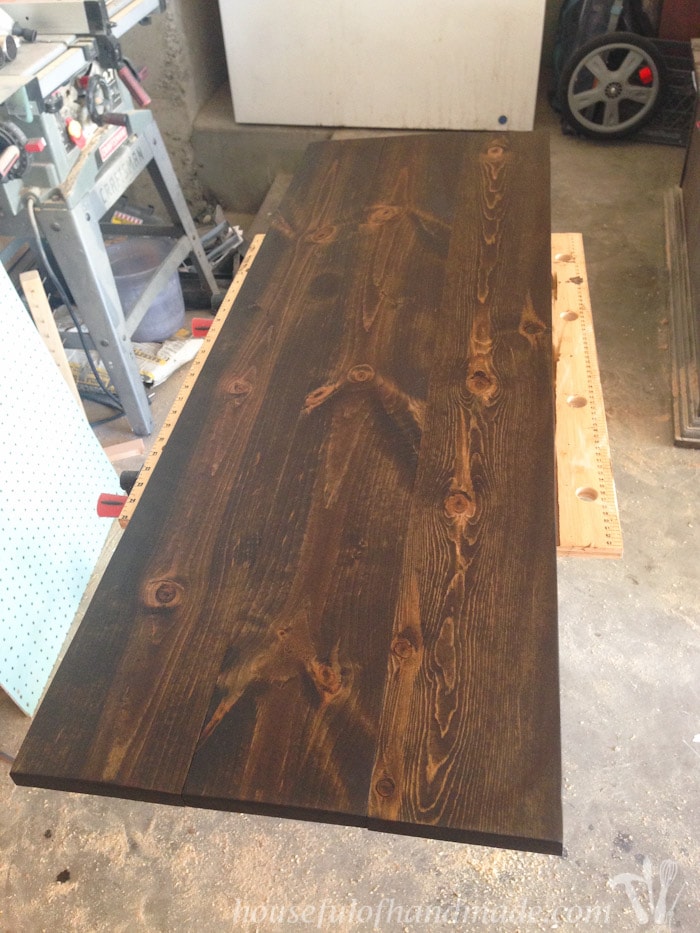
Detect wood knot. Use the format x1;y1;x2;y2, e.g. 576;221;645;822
480;138;511;166
519;293;547;347
271;214;296;240
308;659;342;701
308;224;337;244
303;383;338;413
366;204;402;225
347;364;375;384
141;579;184;610
375;777;396;798
223;375;253;403
444;491;476;520
391;637;414;660
467;368;495;395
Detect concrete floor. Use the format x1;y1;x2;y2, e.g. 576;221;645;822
1;85;698;932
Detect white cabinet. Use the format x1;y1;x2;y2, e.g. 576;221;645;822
218;0;546;130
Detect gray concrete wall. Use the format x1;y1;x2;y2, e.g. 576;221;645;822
121;0;227;211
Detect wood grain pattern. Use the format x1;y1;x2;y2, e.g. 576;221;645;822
12;133;561;854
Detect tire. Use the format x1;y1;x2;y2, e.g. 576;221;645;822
560;31;665;140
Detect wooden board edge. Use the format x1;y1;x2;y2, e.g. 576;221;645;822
246;172;293;241
180;791;563;855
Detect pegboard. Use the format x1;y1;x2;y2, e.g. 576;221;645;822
0;261;119;715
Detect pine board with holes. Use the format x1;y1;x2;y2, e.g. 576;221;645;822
552;234;622;557
12;133;561;854
0;261;118;715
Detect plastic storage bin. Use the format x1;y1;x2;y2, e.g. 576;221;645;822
107;237;185;343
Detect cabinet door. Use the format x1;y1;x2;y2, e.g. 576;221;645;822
219;0;546;130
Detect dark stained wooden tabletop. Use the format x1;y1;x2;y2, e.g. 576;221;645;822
13;132;562;855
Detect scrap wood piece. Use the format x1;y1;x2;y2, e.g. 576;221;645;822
664;186;700;446
102;438;146;464
20;270;83;411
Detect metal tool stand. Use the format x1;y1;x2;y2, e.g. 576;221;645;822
33;109;218;435
0;0;214;435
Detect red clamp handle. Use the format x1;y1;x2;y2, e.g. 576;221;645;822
97;493;128;517
192;317;213;338
118;64;151;108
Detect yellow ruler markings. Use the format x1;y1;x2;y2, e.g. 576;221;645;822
552;233;622;557
118;234;265;528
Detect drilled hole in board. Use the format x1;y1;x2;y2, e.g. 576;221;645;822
560;310;578;322
576;486;599;502
567;395;587;408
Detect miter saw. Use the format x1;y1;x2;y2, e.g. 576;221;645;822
0;0;221;435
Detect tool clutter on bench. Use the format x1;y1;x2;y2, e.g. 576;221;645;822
0;0;223;435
